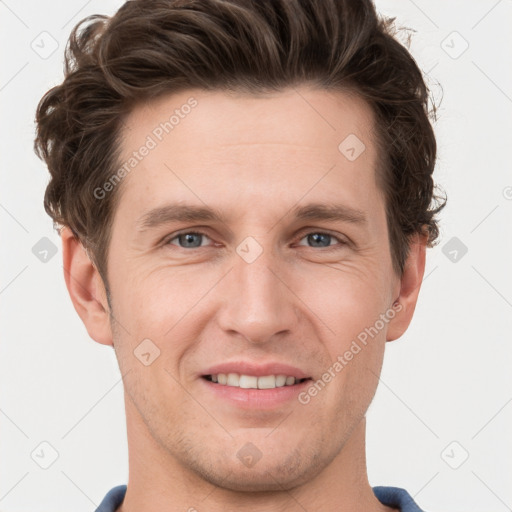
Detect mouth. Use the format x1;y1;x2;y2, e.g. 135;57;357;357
200;373;313;409
202;373;312;389
199;362;314;409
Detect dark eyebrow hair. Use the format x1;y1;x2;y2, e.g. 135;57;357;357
136;204;228;232
136;202;367;232
290;202;367;225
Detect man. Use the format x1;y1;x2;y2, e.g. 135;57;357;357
34;0;445;510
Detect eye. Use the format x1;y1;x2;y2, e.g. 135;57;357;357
296;231;346;249
163;230;347;250
165;231;212;249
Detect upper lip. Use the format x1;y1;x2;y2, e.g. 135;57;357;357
201;361;311;379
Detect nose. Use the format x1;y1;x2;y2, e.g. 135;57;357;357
216;242;299;345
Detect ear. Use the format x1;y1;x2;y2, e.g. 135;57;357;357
61;226;113;346
386;232;427;342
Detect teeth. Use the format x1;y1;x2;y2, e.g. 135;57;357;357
209;373;303;389
257;375;277;389
285;376;295;386
275;375;287;387
239;375;258;389
227;373;239;386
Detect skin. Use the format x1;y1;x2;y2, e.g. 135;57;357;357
62;86;426;512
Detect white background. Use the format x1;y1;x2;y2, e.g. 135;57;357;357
1;1;511;511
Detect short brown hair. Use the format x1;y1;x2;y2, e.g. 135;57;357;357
34;0;446;287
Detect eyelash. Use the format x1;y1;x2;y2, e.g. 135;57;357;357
163;229;348;251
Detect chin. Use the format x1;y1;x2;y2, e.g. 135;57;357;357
184;445;328;493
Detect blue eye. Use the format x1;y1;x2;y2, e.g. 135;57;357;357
166;232;210;248
298;232;342;248
164;230;346;250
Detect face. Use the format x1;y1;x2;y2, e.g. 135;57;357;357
102;86;404;491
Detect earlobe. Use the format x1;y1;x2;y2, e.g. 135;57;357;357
61;226;113;346
386;232;427;342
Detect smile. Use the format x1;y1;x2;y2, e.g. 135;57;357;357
203;373;311;389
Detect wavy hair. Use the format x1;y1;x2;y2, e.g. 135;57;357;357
34;0;446;285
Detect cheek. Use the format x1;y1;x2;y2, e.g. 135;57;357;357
109;264;215;378
113;253;390;339
313;269;390;343
108;269;191;408
312;268;390;402
111;264;186;334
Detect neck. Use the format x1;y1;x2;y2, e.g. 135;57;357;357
117;396;394;512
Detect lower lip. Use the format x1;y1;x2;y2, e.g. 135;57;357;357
200;377;311;409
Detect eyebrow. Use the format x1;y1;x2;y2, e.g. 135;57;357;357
136;204;227;232
290;203;367;225
136;202;367;232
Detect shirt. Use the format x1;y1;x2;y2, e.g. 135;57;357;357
95;484;425;511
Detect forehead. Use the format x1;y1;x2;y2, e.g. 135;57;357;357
121;86;376;150
115;86;381;226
